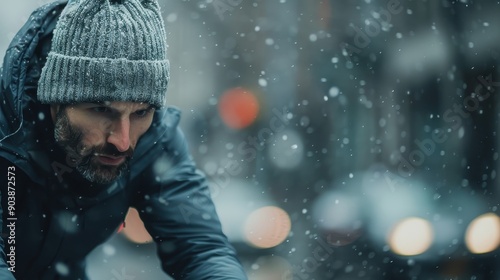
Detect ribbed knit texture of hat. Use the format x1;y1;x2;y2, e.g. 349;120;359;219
38;0;170;108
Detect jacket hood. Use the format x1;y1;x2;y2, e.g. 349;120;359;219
0;1;66;141
0;0;179;187
0;0;67;183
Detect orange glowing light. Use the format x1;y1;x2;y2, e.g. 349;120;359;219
218;87;259;129
121;208;153;244
244;206;292;249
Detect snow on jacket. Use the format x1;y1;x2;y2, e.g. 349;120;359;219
0;1;247;279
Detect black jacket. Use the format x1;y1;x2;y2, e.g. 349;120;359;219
0;1;247;279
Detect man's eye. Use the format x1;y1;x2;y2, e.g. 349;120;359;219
135;109;149;117
92;107;111;113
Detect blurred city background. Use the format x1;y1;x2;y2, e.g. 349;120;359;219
2;0;500;279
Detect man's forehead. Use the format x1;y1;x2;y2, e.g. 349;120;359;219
76;101;153;109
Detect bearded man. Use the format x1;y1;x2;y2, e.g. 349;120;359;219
0;0;247;279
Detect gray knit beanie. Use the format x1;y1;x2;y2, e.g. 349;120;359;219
38;0;170;108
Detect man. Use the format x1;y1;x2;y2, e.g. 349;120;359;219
0;0;247;279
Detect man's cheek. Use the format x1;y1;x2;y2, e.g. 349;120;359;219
83;118;112;144
84;128;105;147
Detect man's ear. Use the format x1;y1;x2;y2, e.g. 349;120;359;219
50;104;60;123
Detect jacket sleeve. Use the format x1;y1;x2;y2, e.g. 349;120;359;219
131;127;248;279
0;159;21;279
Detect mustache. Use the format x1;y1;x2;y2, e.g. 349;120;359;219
92;144;134;158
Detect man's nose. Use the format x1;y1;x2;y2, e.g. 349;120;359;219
107;118;131;152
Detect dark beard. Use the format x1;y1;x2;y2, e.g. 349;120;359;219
53;108;133;184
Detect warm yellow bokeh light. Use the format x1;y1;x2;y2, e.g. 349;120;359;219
388;217;433;256
244;206;292;249
465;212;500;254
122;208;153;244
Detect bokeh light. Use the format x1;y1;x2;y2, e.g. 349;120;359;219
312;190;363;246
121;208;153;244
361;171;436;251
388;217;434;256
244;206;291;249
268;129;304;169
218;87;260;129
465;213;500;254
210;179;275;243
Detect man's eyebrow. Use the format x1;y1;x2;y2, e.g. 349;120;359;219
139;105;155;111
